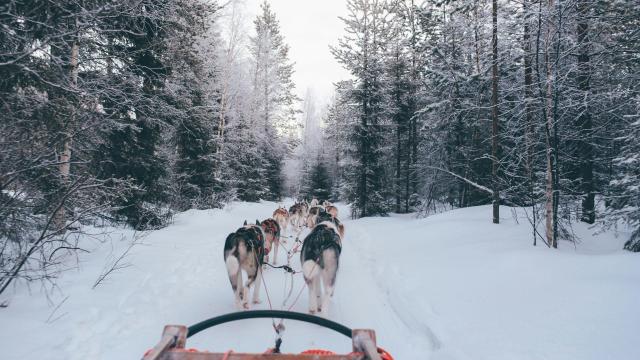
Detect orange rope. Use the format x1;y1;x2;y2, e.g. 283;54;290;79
300;349;336;355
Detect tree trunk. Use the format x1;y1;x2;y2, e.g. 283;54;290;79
491;0;500;224
577;0;594;224
394;50;402;213
544;0;558;248
360;3;369;218
53;36;79;232
396;118;402;212
408;0;418;211
523;0;536;245
473;0;481;75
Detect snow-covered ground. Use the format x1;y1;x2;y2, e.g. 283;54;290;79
1;201;639;360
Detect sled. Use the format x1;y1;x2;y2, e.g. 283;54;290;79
142;310;392;360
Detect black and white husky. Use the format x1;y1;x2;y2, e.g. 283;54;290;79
300;215;343;316
223;221;266;309
306;205;326;228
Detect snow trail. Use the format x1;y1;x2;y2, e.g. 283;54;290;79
1;201;639;360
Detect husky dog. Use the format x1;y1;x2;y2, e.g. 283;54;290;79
306;205;326;228
261;218;281;265
300;219;342;316
288;201;309;228
223;220;266;309
288;203;301;228
325;205;338;219
272;207;289;236
316;210;345;240
299;200;309;221
310;197;319;207
322;200;333;208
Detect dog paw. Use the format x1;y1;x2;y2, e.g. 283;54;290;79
242;302;250;310
252;299;261;304
309;309;316;314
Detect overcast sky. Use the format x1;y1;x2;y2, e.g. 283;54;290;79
242;0;352;108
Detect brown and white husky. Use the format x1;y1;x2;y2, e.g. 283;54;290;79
272;207;289;236
261;218;281;265
325;205;339;219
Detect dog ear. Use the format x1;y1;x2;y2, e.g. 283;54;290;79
243;220;247;226
255;219;260;225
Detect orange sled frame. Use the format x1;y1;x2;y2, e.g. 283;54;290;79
142;310;390;360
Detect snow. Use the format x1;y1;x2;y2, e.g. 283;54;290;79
1;201;639;360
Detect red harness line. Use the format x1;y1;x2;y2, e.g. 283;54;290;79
256;252;274;311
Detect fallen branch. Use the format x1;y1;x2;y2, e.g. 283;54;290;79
92;231;145;289
423;166;493;194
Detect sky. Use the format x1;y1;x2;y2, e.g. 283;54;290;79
242;0;352;108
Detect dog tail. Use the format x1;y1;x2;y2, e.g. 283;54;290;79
226;250;240;276
302;260;321;280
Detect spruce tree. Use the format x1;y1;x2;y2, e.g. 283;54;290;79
607;115;640;251
307;160;332;202
239;0;299;202
332;0;389;217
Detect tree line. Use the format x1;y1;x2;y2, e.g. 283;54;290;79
321;0;639;251
0;0;298;295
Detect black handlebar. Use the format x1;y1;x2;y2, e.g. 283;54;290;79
187;310;353;338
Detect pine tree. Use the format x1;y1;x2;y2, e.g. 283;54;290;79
332;0;390;217
169;4;221;210
93;0;182;229
240;0;299;202
323;81;358;202
227;123;269;202
307;160;333;202
607;115;640;251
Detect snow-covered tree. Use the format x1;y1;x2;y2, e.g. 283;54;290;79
606;114;640;251
332;0;391;217
240;0;299;201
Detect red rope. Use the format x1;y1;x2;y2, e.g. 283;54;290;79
257;254;274;311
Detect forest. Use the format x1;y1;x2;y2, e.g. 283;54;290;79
1;0;639;297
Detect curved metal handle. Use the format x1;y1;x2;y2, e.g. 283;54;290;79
187;310;353;338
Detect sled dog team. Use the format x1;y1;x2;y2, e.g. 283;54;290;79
223;198;344;316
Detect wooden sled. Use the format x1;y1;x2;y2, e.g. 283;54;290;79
142;310;392;360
